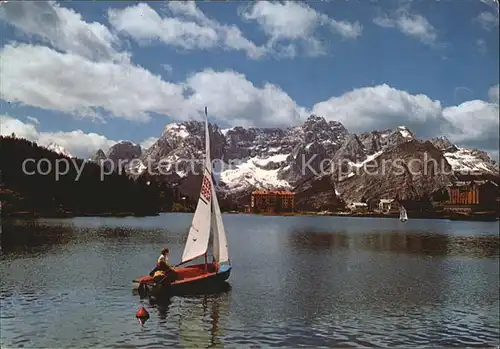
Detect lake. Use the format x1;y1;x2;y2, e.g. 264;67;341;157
1;214;499;348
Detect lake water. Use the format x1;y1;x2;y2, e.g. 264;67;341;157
1;214;499;348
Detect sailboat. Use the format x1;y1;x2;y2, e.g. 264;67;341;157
399;205;408;222
133;107;231;297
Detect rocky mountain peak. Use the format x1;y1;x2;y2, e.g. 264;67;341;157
106;141;142;161
300;115;348;156
358;125;416;155
100;117;498;208
430;136;458;153
333;133;366;163
93;148;106;161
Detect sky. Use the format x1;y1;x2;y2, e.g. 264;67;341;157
0;0;499;159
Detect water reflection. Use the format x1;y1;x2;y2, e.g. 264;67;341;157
1;220;74;255
1;214;498;348
146;290;230;348
0;220;186;257
288;230;500;258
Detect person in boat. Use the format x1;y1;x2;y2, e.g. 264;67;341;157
157;248;172;270
152;248;176;284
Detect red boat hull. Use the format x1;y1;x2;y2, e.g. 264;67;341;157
133;262;231;298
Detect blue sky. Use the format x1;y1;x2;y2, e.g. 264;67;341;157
0;0;498;158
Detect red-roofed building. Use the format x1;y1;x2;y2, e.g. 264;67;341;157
251;190;295;213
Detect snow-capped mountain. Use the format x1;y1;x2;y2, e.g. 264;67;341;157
46;142;73;158
91;115;499;206
431;137;499;174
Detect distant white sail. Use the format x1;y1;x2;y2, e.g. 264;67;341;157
211;182;229;264
400;205;408;222
181;109;213;263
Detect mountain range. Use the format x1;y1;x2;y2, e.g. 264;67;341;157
82;115;499;210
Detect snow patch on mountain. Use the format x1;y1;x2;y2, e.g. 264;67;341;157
444;148;499;174
252;153;289;167
398;126;412;139
46;142;73;157
164;123;189;139
220;155;292;192
349;150;384;168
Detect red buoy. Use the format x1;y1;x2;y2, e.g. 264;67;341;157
136;305;149;325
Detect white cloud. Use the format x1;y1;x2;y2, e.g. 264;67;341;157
312;84;443;133
0;43;186;122
240;1;362;56
140;136;158;150
442;100;499;150
108;2;267;59
1;114;39;140
0;1;127;62
0;114;116;157
475;11;499;31
374;9;437;45
0;2;496;157
312;84;499;155
0;42;308;128
26;116;40;125
488;84;499;104
183;69;308;128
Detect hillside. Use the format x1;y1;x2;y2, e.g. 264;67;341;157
0;136;169;217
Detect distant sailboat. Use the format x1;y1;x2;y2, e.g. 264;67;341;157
399;205;408;222
133;107;231;297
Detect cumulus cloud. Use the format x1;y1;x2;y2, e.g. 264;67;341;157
312;84;444;137
240;1;362;56
0;1;497;159
0;42;308;128
0;1;127;62
26;116;40;125
140;136;158;150
442;100;499;151
312;84;499;156
183;69;309;127
108;2;267;59
373;7;437;45
0;43;186;122
0;114;116;157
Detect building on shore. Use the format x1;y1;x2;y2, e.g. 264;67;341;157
443;180;499;214
378;198;400;213
348;202;368;213
251;190;295;213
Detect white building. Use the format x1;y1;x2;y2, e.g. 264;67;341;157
378;199;394;213
348;202;368;212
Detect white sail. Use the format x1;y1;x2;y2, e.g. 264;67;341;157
211;183;229;264
400;205;408;222
181;108;213;263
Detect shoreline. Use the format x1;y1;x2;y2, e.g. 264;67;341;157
1;211;160;219
2;210;498;222
227;210;500;222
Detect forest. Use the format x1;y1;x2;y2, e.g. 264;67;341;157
0;136;172;217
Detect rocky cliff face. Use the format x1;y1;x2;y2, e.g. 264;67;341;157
335;140;454;203
91;115;498;207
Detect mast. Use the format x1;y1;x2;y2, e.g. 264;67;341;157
180;107;213;264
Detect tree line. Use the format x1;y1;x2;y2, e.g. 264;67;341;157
0;136;171;217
